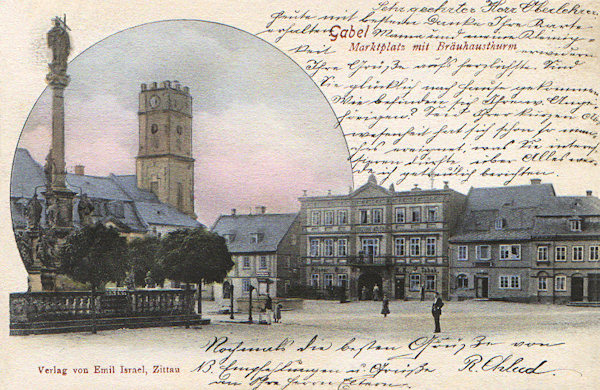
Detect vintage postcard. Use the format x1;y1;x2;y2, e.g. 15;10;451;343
1;1;599;389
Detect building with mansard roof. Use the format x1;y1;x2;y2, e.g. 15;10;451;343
211;209;300;309
449;179;600;303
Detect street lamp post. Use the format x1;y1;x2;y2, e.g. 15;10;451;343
229;284;235;320
248;285;255;323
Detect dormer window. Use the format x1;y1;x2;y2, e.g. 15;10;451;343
569;219;582;232
494;218;505;230
250;233;262;243
224;234;235;243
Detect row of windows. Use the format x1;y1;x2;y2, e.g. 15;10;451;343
310;273;347;288
458;244;599;262
309;206;440;226
408;274;436;291
454;274;572;291
458;245;522;261
308;237;438;257
454;274;521;289
309;239;347;257
537;245;599;262
241;256;269;270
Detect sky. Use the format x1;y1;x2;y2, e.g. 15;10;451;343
15;20;353;225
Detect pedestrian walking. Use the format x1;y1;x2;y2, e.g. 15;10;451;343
373;284;380;301
381;295;390;317
274;303;282;323
431;292;444;333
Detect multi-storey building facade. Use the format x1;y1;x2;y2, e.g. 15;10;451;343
211;210;300;309
531;193;600;303
299;175;466;300
449;180;600;303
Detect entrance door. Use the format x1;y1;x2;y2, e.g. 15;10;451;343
589;274;600;302
395;277;405;300
571;276;584;302
358;272;383;300
476;277;488;298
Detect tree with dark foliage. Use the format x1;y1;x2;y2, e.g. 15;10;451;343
160;227;233;315
127;236;165;287
59;223;128;333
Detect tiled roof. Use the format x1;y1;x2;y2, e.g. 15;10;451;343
452;183;600;242
212;213;298;253
465;184;556;210
10;149;46;198
66;173;131;201
537;196;600;217
134;201;201;228
10;148;200;231
532;218;600;238
111;174;159;202
452;184;556;242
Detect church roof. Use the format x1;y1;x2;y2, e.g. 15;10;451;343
66;173;131;201
10;148;201;232
10;149;46;198
111;174;159;202
212;213;298;253
134;201;200;228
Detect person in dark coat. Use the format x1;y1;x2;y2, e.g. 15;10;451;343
431;292;444;333
264;295;273;324
381;295;390;317
274;303;282;323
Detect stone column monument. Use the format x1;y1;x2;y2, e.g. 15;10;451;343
44;15;75;230
31;15;76;290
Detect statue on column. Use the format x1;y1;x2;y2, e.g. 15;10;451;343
45;198;59;228
47;16;71;75
44;151;55;187
25;193;43;230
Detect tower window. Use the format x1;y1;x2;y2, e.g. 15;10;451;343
177;183;183;210
151;124;159;134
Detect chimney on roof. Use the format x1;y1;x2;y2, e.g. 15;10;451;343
587;190;593;197
74;165;85;175
231;208;237;216
302;190;307;197
255;206;266;214
444;181;449;189
368;173;378;185
411;184;421;191
530;178;542;185
327;189;332;195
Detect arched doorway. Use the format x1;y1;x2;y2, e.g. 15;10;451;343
222;281;231;299
358;271;383;300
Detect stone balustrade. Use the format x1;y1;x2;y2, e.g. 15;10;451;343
10;289;196;323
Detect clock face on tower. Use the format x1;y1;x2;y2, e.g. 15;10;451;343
149;95;160;109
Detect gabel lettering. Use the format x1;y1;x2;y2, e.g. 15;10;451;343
329;24;369;41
